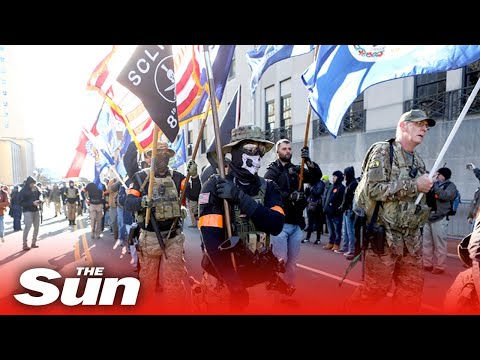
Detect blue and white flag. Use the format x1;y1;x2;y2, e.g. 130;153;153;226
168;130;187;169
115;127;132;178
85;102;118;189
301;45;480;137
246;45;315;95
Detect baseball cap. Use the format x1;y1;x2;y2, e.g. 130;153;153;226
399;109;436;127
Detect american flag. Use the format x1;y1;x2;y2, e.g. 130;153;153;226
88;45;235;150
174;45;235;125
87;45;154;152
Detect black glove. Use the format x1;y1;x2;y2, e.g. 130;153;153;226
301;147;311;163
289;191;305;202
216;178;259;217
216;178;241;203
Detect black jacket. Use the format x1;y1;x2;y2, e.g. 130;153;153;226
264;159;322;226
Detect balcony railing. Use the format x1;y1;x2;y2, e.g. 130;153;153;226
405;85;480;121
312;109;366;138
263;125;292;143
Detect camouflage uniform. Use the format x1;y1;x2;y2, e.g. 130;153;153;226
124;142;200;312
347;140;431;313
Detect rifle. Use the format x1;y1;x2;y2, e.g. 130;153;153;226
134;172;168;259
127;222;140;247
149;215;168;260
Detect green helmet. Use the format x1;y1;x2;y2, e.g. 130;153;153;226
457;233;472;268
222;125;274;154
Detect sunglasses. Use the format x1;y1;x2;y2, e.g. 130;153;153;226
408;121;430;131
241;142;266;156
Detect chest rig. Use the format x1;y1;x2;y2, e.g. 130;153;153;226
140;169;181;222
231;177;269;255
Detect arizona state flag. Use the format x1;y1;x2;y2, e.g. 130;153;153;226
117;45;179;143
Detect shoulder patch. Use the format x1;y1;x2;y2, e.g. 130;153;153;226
369;160;380;169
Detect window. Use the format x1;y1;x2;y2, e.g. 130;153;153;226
265;101;275;131
414;72;447;117
280;95;291;127
415;72;446;98
264;85;275;131
201;127;208;153
464;60;480;88
187;129;193;156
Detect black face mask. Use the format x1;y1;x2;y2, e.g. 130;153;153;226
229;147;257;182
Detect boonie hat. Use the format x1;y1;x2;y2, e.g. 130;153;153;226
145;141;175;158
222;125;274;154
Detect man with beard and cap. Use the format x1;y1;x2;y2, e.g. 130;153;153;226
194;124;286;313
264;138;322;299
124;141;200;311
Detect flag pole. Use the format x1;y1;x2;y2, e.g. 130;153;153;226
179;102;211;208
163;102;212;240
145;124;159;226
415;76;480;205
203;45;237;271
81;128;128;190
298;45;320;190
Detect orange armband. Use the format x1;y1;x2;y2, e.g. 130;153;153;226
127;189;141;197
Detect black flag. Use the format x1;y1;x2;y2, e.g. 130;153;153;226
206;86;240;169
117;45;179;143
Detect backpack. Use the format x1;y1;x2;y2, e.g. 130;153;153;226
448;189;461;216
353;138;394;219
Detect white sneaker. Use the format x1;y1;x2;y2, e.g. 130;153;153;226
0;237;4;243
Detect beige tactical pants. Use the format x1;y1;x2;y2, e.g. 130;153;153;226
67;202;77;221
423;218;449;271
138;229;187;311
345;246;424;314
88;204;103;238
187;199;198;226
444;260;480;314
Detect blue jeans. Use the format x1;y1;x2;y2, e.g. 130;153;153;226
326;214;342;246
0;215;4;238
341;210;356;252
117;207;126;242
270;223;303;286
12;204;22;230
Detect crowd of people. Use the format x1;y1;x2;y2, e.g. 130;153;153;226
2;109;480;314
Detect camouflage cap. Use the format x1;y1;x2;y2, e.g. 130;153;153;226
399;109;436;127
145;141;175;158
222;124;274;154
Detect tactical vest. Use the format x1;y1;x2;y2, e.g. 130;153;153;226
231;177;269;255
139;169;181;222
